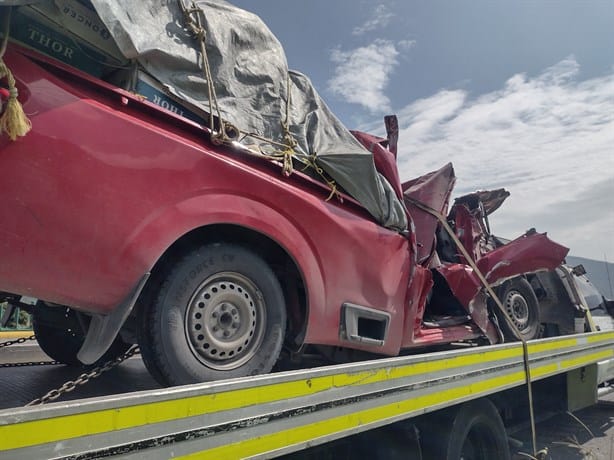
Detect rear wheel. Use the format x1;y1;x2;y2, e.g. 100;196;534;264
418;399;510;460
491;278;541;341
32;305;131;366
139;243;286;386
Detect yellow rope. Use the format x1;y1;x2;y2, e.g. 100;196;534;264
177;1;339;199
305;155;339;201
179;0;237;144
278;73;297;176
404;195;539;456
0;7;31;141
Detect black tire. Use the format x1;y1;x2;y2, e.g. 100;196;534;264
491;278;541;341
139;243;286;386
419;399;511;460
32;305;131;366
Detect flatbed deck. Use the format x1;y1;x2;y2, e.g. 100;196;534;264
1;332;612;459
1;349;158;410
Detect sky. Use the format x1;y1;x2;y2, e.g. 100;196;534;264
230;0;614;260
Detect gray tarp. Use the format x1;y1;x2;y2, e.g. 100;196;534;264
20;0;408;230
287;70;406;230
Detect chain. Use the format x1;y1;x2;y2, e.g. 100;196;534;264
0;334;58;367
1;360;59;368
0;334;37;348
27;345;140;406
0;334;59;367
2;335;141;404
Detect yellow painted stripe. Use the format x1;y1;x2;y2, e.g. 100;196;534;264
530;349;613;379
527;332;614;355
0;346;524;450
180;371;528;460
587;331;614;343
181;350;614;460
528;337;580;354
1;334;611;451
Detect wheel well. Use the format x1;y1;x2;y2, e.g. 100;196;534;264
527;271;575;334
138;224;308;347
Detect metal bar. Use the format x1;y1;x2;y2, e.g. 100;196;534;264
0;331;612;459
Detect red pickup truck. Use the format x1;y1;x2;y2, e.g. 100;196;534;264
0;41;572;386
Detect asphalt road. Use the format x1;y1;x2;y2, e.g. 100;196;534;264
511;393;614;460
1;342;612;459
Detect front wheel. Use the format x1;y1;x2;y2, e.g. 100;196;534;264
491;278;542;341
139;243;286;386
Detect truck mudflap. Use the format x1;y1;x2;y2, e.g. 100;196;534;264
0;332;612;459
436;232;569;343
77;273;149;364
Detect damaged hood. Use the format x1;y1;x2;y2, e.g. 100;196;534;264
454;189;511;216
436;231;569;343
438;231;569;308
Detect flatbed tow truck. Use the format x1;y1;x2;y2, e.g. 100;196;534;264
1;329;613;459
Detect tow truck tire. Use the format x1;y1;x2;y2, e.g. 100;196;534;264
419;399;510;460
32;306;131;366
492;278;541;341
139;243;286;386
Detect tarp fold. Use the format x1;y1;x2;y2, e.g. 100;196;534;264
87;0;407;231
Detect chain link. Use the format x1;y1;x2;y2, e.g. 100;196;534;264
0;334;37;348
27;345;140;406
0;334;60;367
1;333;141;404
1;360;59;368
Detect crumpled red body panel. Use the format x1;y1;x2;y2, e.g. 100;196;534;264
477;232;569;286
438;231;568;306
351;130;403;200
436;232;569;342
453;189;510;216
402;163;456;264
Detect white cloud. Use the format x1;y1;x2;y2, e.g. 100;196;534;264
397;39;417;51
352;4;394;36
328;39;399;112
391;57;614;259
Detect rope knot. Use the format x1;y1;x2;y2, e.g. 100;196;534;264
211;132;224;145
8;86;17;99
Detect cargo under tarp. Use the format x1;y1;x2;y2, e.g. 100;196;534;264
81;0;407;231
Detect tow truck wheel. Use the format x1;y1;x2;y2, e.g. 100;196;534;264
419;398;510;460
32;305;131;366
492;278;541;341
139;243;286;386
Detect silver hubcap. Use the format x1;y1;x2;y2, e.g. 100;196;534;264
504;290;530;330
185;272;265;370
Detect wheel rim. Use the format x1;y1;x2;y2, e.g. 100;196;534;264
185;271;266;370
504;289;530;330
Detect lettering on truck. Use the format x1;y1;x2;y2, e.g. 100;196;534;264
151;94;187;117
62;5;111;41
27;26;75;60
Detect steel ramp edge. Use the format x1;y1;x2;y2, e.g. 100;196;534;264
0;331;612;460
